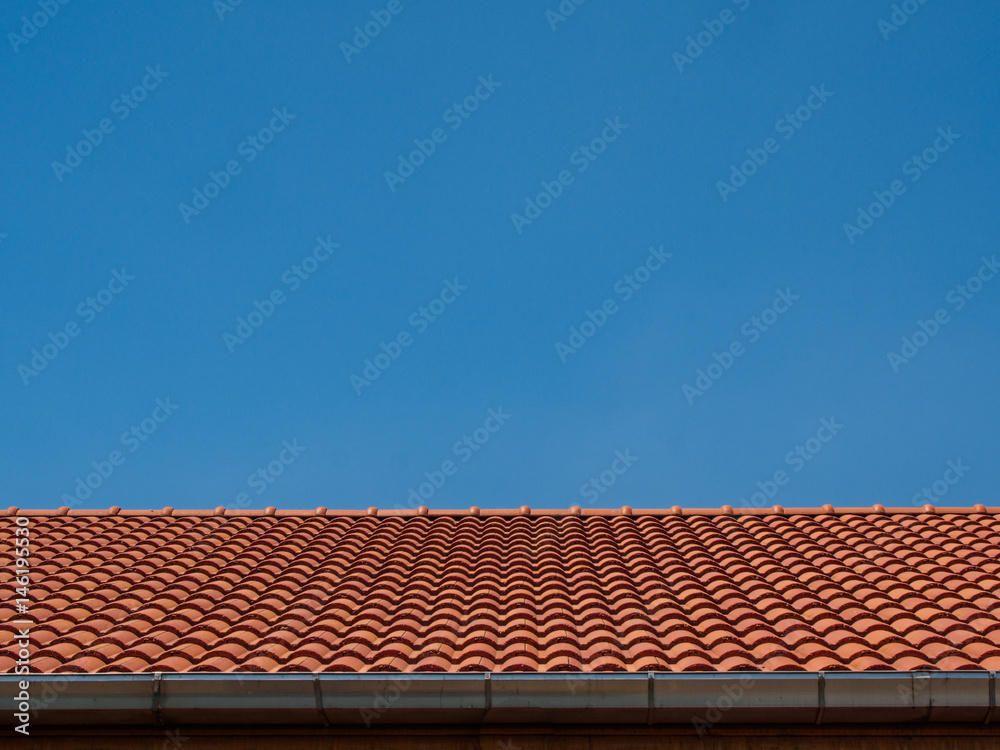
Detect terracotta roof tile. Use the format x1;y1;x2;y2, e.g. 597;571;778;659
3;506;1000;673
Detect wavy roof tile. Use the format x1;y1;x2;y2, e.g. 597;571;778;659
2;505;1000;674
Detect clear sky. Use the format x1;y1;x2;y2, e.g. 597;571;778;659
2;1;998;512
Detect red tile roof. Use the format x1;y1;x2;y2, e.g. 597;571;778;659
3;505;1000;674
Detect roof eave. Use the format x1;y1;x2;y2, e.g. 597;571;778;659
2;671;997;727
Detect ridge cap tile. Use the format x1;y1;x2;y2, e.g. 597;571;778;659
8;505;1000;518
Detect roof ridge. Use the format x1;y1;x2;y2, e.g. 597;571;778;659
4;503;996;518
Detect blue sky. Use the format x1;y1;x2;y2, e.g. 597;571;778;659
2;0;998;512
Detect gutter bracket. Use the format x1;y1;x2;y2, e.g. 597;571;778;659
647;671;654;725
485;672;492;715
152;672;163;727
917;671;931;723
815;671;825;725
987;670;996;726
312;674;331;727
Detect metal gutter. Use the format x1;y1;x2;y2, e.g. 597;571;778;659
1;671;997;727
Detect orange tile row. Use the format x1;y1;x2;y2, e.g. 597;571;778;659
1;509;999;673
4;504;997;517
